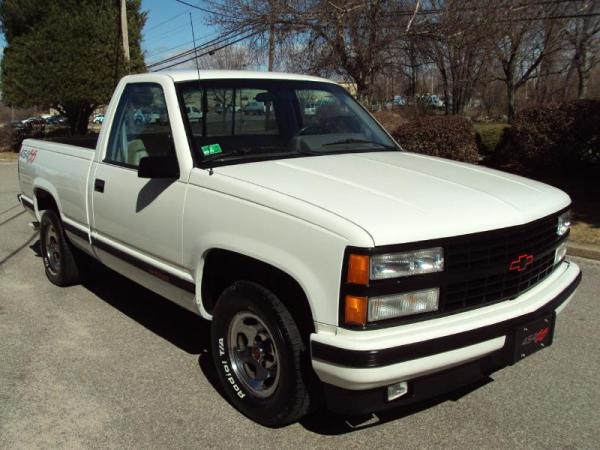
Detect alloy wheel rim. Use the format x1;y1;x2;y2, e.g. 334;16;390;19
44;224;61;275
227;311;280;398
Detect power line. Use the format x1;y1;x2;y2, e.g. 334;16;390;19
147;25;254;69
147;0;599;69
147;28;247;68
514;12;600;20
146;27;226;60
174;0;235;19
150;29;261;71
146;12;203;42
145;11;189;32
146;40;195;59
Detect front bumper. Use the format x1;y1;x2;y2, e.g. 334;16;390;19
310;260;581;413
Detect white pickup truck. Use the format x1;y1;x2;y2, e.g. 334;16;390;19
17;70;581;426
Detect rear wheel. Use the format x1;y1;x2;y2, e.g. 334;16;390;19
210;281;312;426
40;209;83;286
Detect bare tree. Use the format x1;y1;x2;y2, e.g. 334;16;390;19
418;1;491;114
391;38;424;102
564;0;600;98
196;45;253;70
207;1;415;102
203;0;293;71
490;0;569;122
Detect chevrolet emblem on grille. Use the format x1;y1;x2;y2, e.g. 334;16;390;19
509;254;534;272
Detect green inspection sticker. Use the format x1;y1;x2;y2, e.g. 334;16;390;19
201;143;222;156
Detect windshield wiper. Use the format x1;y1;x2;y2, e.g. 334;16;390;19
322;138;395;149
202;146;286;162
202;147;304;164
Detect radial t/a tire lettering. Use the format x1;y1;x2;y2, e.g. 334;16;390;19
210;281;312;427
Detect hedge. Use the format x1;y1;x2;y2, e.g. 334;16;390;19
388;115;481;164
491;100;600;195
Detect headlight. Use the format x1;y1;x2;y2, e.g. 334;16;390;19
370;247;444;280
554;240;568;265
557;211;571;236
368;288;439;322
343;247;444;326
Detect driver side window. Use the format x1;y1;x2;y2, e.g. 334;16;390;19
105;83;174;168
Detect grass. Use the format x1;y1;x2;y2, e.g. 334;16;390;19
474;122;508;153
0;151;18;161
571;222;600;246
571;200;600;247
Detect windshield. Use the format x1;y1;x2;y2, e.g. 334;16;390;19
177;79;398;166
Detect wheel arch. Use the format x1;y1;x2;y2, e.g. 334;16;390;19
200;248;315;336
33;184;61;220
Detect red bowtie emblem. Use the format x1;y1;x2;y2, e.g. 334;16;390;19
509;254;534;272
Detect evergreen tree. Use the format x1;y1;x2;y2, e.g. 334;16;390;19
0;0;146;134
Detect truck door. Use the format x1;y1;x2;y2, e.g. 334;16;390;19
90;82;191;297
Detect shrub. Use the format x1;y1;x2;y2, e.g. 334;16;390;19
493;100;600;171
390;115;481;164
474;122;508;156
0;125;21;151
371;111;409;133
491;100;600;195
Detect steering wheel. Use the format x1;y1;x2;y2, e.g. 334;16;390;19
297;124;328;136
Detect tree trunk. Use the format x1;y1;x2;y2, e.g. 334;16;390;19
577;73;588;99
507;83;516;123
355;78;370;104
62;102;93;135
438;68;449;115
443;83;450;115
576;49;588;99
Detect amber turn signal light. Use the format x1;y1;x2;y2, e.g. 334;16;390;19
344;295;368;326
347;254;369;285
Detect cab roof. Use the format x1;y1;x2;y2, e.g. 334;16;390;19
158;69;336;84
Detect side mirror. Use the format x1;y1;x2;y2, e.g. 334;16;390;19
138;156;180;179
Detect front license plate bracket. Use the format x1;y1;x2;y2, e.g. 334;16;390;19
512;313;556;363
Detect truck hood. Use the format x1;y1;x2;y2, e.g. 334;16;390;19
217;152;570;246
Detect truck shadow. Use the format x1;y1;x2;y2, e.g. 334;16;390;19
80;259;211;355
28;242;495;434
298;377;492;435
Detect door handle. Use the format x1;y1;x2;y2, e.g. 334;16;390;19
94;178;105;193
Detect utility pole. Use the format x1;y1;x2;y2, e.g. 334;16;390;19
120;0;130;68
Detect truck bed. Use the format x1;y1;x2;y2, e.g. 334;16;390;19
19;138;95;230
45;134;98;150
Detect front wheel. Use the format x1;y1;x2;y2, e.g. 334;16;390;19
210;281;312;426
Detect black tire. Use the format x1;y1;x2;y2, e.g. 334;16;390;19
39;209;82;286
211;281;312;427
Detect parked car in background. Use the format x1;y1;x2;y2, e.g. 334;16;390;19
185;106;203;122
243;101;264;115
303;103;317;115
21;117;45;127
133;109;151;124
45;116;62;125
393;95;407;106
417;94;445;109
92;114;105;124
10;120;25;130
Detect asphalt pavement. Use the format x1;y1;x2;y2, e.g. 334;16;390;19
1;162;599;449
